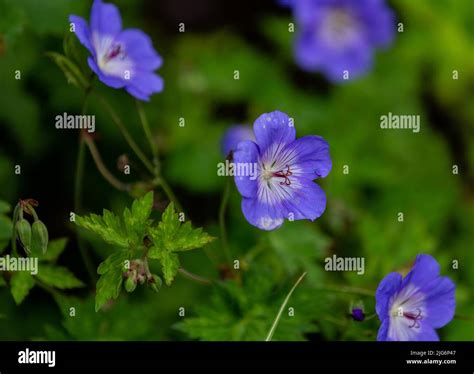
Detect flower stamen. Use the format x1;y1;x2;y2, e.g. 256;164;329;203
272;165;293;186
106;44;124;62
404;308;423;329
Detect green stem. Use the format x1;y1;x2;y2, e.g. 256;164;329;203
136;100;160;175
27;206;39;221
364;313;378;321
156;177;183;212
135;101;184;212
178;267;212;285
11;203;20;257
219;177;232;266
83;135;130;192
74;91;98;285
265;272;307;341
94;93;155;175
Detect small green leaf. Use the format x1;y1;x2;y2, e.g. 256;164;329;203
45;51;89;90
75;193;156;251
148;203;214;285
35;265;84;289
95;251;131;312
63;31;84;69
149;203;214;254
154;251;180;286
123;191;153;244
75;210;129;248
10;271;35;305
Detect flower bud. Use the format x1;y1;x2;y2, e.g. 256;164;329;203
125;274;137;293
31;220;49;255
137;273;146;285
351;307;365;322
350;300;365;322
148;274;162;293
16;219;32;254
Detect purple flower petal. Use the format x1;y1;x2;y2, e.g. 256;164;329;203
253;111;296;152
388;318;439;341
401;254;441;291
91;0;122;37
285;135;332;179
280;178;327;221
241;197;284;231
375;272;402;320
233;140;259;199
221;125;254;157
69;15;93;54
88;57;126;89
354;0;396;47
377;318;390;341
125;72;164;101
423;277;456;328
116;29;163;71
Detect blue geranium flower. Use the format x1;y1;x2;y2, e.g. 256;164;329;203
282;0;396;82
69;0;163;101
233;111;331;231
221;125;255;157
376;254;456;341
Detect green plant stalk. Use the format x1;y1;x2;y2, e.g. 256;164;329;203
135;102;184;212
95;93;155;175
10;203;20;257
154;177;183;213
219;177;232;267
178;267;212;285
265;272;307;341
25;204;39;221
83;135;130;192
74;91;98;285
136;100;160;175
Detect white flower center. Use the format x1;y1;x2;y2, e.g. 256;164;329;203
93;33;133;78
319;8;360;47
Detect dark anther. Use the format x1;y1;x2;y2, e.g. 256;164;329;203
273;165;293;186
405;308;423;329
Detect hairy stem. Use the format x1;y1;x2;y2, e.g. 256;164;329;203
178;267;212;285
74;91;97;285
95;93;155;175
11;203;20;257
155;177;183;213
83;135;130;192
219;177;232;266
136;100;160;175
265;272;307;341
135;102;184;212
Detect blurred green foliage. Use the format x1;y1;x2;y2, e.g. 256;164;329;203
0;0;472;341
